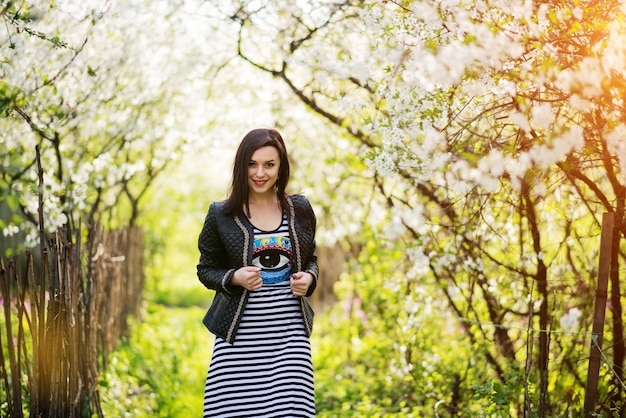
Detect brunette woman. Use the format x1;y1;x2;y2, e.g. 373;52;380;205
197;128;318;417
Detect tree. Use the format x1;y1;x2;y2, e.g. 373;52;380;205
0;0;227;247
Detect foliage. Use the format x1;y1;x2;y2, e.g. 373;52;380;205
99;304;208;418
313;230;511;416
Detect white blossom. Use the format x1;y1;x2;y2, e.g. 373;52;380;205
559;307;582;330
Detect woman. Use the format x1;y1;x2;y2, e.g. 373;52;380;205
197;128;318;417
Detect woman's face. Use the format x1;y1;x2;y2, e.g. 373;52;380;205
248;146;281;197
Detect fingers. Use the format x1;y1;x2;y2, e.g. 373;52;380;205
290;272;312;296
233;267;262;290
234;269;313;293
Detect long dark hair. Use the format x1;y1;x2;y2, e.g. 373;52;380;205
223;128;291;216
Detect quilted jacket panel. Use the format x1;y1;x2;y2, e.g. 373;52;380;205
198;194;318;344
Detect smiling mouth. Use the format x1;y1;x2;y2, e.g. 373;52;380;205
253;180;267;187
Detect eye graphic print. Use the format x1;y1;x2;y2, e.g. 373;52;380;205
252;249;291;271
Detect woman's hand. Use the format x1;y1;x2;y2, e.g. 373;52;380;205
231;266;262;290
290;272;313;296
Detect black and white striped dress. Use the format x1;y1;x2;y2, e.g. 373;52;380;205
203;216;315;417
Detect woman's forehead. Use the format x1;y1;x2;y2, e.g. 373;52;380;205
250;146;280;161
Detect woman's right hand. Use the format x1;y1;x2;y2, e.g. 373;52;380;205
231;266;262;290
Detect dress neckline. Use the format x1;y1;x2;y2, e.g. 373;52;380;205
245;212;287;233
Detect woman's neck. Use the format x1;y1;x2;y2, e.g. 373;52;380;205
246;193;283;229
248;191;279;206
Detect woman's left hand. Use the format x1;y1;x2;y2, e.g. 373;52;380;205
290;272;313;296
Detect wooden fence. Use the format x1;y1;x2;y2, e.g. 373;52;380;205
0;225;144;418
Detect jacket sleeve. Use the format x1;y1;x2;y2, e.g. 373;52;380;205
301;197;319;298
197;203;239;294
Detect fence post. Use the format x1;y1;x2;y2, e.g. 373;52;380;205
584;212;614;416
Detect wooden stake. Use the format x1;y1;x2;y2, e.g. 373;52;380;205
584;212;614;416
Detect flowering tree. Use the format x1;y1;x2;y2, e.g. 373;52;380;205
0;0;227;249
360;0;626;414
0;1;238;414
204;0;626;414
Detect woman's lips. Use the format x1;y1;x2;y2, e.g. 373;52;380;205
253;180;267;187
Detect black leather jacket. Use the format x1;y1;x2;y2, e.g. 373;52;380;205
197;194;318;344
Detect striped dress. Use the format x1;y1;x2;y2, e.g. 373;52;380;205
203;216;315;417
